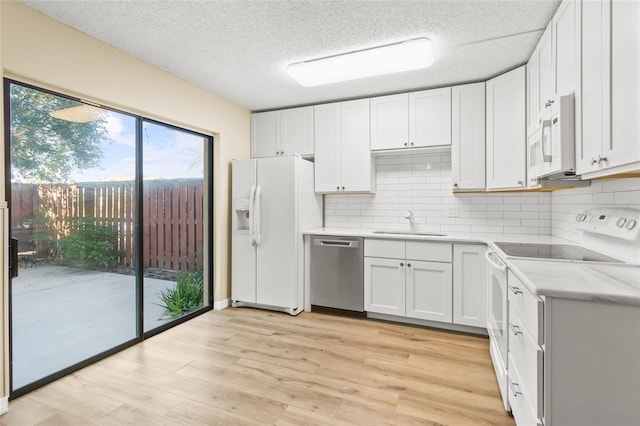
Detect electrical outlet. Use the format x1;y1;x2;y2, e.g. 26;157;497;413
448;206;459;218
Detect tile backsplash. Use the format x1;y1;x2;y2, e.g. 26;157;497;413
325;152;552;235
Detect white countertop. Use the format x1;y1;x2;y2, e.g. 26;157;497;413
507;259;640;306
303;227;570;245
304;227;640;306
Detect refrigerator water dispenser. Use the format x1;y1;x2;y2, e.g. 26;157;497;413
234;198;250;231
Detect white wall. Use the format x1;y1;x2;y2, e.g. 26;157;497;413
551;177;640;263
1;1;251;306
325;152;552;235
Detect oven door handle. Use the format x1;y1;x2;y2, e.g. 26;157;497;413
485;250;506;272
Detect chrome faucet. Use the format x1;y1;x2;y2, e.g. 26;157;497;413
404;210;416;231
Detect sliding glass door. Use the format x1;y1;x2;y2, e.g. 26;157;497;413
142;120;210;333
5;80;213;396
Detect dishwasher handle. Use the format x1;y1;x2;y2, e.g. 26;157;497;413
313;238;360;248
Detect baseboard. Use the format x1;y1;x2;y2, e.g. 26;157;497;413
0;396;8;414
213;298;230;310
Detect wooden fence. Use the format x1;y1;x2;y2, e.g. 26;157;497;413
11;179;204;271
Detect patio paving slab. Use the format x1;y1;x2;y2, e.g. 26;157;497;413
12;265;180;389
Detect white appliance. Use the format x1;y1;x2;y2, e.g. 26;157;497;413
527;93;575;181
485;249;509;411
231;156;322;315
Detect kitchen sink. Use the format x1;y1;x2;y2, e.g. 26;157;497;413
372;230;447;237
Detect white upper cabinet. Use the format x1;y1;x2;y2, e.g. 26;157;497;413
250;106;314;158
553;0;581;98
537;26;554;118
250;110;280;158
314;99;375;193
451;82;486;191
370;88;451;151
579;0;640;177
486;66;527;190
370;93;409;150
409;87;452;148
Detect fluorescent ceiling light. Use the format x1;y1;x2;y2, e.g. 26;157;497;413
286;38;435;87
49;104;103;123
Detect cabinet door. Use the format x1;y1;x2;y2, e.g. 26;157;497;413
281;106;314;157
527;53;540;133
554;0;581;97
453;244;487;327
314;103;341;192
537;26;554;116
370;93;408;150
609;0;640;169
250;111;279;158
364;257;405;316
405;260;452;323
340;99;374;192
451;83;486;190
578;0;611;174
409;88;452;147
486;66;527;190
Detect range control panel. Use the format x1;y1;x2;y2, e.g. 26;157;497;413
575;208;640;241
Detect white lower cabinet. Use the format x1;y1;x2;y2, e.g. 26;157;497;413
507;270;640;426
453;244;487;327
365;239;486;329
364;257;405;316
406;260;452;322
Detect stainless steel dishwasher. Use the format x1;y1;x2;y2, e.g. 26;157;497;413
310;235;364;312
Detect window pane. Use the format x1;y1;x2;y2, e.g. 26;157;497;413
9;83;137;390
142;120;209;333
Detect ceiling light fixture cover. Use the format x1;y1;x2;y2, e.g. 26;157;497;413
286;38;435;87
49;104;104;123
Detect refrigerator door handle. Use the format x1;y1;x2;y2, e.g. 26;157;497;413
255;185;262;246
249;184;256;246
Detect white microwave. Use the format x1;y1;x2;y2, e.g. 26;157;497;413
527;93;575;180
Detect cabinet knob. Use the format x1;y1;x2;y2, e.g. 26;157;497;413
545;99;555;108
404;142;408;146
453;183;458;188
510;286;523;295
591;157;598;166
517;180;524;186
400;262;404;267
598;156;608;164
336;186;340;190
407;263;411;267
410;142;414;146
341;186;345;191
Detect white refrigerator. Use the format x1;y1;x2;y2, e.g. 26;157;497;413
231;156;322;315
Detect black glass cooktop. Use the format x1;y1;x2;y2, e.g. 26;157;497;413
494;242;622;263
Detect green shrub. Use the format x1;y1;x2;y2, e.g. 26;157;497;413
59;218;121;268
158;271;204;318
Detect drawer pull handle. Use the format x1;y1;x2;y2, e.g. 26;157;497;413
510;286;523;295
509;380;523;397
509;323;523;336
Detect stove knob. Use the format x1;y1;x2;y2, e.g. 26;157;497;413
616;217;627;228
625;219;637;230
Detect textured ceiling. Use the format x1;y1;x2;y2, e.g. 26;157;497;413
19;0;560;112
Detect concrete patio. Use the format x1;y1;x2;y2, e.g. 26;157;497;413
11;265;187;389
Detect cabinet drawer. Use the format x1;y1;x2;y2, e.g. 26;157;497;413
406;241;452;262
509;306;543;419
508;353;542;426
508;270;543;344
364;239;405;259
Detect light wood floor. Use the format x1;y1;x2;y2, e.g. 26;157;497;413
0;308;514;425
